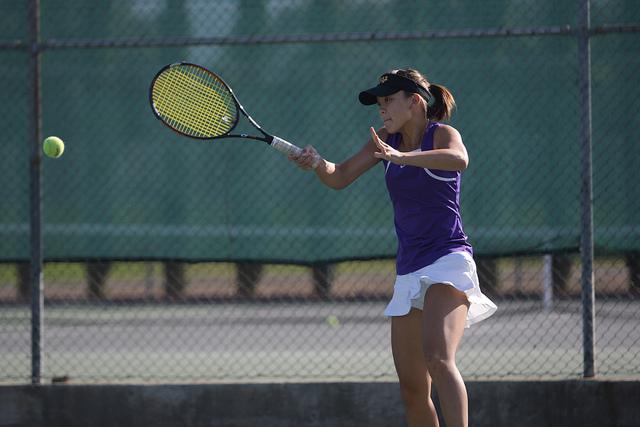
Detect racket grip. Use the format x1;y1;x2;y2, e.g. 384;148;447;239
270;136;320;169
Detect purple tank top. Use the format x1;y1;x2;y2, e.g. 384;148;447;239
382;121;472;275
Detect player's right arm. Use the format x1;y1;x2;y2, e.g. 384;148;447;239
290;127;387;190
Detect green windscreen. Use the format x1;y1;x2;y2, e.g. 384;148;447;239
1;0;638;263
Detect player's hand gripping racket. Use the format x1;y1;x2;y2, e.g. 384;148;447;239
149;62;319;168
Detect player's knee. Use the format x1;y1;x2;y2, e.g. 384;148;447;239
424;353;454;378
398;378;429;406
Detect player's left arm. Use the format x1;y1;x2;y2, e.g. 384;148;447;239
373;124;469;171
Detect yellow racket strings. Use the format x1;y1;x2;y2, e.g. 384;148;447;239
152;65;237;138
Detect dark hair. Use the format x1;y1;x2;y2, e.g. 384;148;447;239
390;69;456;122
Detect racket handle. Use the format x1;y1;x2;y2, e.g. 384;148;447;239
270;136;320;169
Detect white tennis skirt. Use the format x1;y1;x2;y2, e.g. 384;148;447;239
384;251;497;327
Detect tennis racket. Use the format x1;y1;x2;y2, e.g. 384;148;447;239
149;62;319;168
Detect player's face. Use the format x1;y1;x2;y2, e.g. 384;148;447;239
377;92;412;133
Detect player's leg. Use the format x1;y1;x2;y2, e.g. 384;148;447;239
391;308;439;427
422;284;470;427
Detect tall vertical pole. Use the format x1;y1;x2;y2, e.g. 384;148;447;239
28;0;44;385
578;0;596;378
542;255;554;311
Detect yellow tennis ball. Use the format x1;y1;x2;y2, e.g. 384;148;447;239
325;315;340;328
43;136;65;158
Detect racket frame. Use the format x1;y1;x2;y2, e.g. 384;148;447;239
150;62;318;166
150;62;278;144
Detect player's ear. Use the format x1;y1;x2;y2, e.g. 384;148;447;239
410;93;422;107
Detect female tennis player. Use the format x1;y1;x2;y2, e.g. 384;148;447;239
289;69;497;427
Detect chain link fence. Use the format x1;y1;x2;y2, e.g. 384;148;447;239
1;0;639;384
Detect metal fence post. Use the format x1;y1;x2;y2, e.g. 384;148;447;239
578;0;596;378
28;0;43;385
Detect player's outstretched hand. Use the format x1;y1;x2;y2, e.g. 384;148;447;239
371;126;403;164
289;145;321;171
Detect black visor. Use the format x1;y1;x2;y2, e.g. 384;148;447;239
358;73;434;106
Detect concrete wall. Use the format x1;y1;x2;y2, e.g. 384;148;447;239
1;380;638;427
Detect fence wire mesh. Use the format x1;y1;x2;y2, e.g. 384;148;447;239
1;0;639;384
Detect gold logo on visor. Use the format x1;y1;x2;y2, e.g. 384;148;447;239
379;75;388;83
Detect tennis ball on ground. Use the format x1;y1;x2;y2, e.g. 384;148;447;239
43;136;65;158
325;315;340;328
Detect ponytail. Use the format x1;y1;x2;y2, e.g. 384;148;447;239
426;83;456;122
